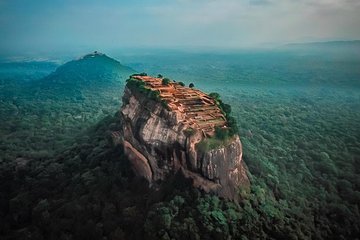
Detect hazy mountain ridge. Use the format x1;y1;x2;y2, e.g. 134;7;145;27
285;40;360;47
281;40;360;59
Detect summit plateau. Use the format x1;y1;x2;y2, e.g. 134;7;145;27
116;74;250;200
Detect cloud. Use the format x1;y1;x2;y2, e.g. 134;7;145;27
143;0;360;45
249;0;272;6
0;0;359;53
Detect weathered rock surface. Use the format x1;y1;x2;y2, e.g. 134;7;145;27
118;83;249;200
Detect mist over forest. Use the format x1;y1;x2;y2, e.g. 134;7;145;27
0;43;359;239
1;0;360;238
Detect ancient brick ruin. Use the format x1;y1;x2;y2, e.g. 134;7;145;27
132;75;227;137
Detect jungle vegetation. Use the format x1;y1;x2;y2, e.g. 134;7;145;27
0;49;359;239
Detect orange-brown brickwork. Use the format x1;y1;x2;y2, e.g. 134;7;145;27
132;75;227;136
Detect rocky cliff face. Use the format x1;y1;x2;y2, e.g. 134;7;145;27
118;80;249;200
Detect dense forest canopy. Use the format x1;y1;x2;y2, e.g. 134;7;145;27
0;49;359;239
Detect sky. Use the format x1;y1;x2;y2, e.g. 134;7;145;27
0;0;360;54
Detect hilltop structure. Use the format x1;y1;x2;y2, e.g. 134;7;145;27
131;75;227;137
117;74;249;200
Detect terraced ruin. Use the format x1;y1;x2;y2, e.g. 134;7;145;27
131;75;227;137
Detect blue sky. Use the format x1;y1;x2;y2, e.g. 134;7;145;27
0;0;359;54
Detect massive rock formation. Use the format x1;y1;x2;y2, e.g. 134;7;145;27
118;75;249;200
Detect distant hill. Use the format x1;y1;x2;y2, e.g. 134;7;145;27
39;52;134;89
286;40;360;47
281;40;360;56
27;52;136;100
0;52;136;157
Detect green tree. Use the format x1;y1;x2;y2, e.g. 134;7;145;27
162;78;171;85
222;103;231;115
215;127;228;140
209;92;220;100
